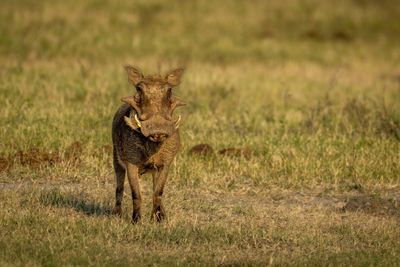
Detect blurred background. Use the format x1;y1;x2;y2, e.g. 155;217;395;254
0;0;399;184
1;0;399;64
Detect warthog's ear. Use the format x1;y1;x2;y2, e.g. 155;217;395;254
125;65;143;86
171;96;186;110
166;68;184;86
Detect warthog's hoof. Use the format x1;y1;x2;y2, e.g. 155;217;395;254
151;212;167;222
131;210;142;224
113;206;122;217
151;207;167;222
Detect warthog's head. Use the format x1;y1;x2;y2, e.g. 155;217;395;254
122;66;186;142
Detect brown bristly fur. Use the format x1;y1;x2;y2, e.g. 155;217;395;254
112;66;186;223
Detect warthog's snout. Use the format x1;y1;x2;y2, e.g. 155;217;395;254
148;133;169;142
140;116;175;143
131;113;182;142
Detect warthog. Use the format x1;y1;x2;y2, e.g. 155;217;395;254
112;66;186;223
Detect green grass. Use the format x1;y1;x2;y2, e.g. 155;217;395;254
1;0;400;265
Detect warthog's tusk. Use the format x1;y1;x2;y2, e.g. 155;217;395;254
134;114;142;128
174;115;181;129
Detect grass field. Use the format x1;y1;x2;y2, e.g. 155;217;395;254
1;0;400;265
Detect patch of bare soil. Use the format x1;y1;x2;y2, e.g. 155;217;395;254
301;29;353;42
189;144;214;156
186;185;400;222
342;195;400;217
15;147;61;169
0;147;62;171
2;179;400;220
64;141;83;161
331;30;352;42
0;155;12;170
301;29;324;41
267;190;400;218
0;142;115;170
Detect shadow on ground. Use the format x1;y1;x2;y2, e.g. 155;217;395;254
39;189;113;216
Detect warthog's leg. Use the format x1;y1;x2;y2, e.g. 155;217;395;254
151;164;171;222
113;149;125;217
126;162;142;223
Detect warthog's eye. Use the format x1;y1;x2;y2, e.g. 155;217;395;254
136;84;143;92
167;88;172;100
135;84;143;102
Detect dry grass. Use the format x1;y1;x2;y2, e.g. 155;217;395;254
1;0;400;265
1;181;399;266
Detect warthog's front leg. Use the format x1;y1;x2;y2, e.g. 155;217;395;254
112;150;125;217
126;162;142;223
151;164;171;222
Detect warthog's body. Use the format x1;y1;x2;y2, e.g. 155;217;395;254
112;66;185;222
